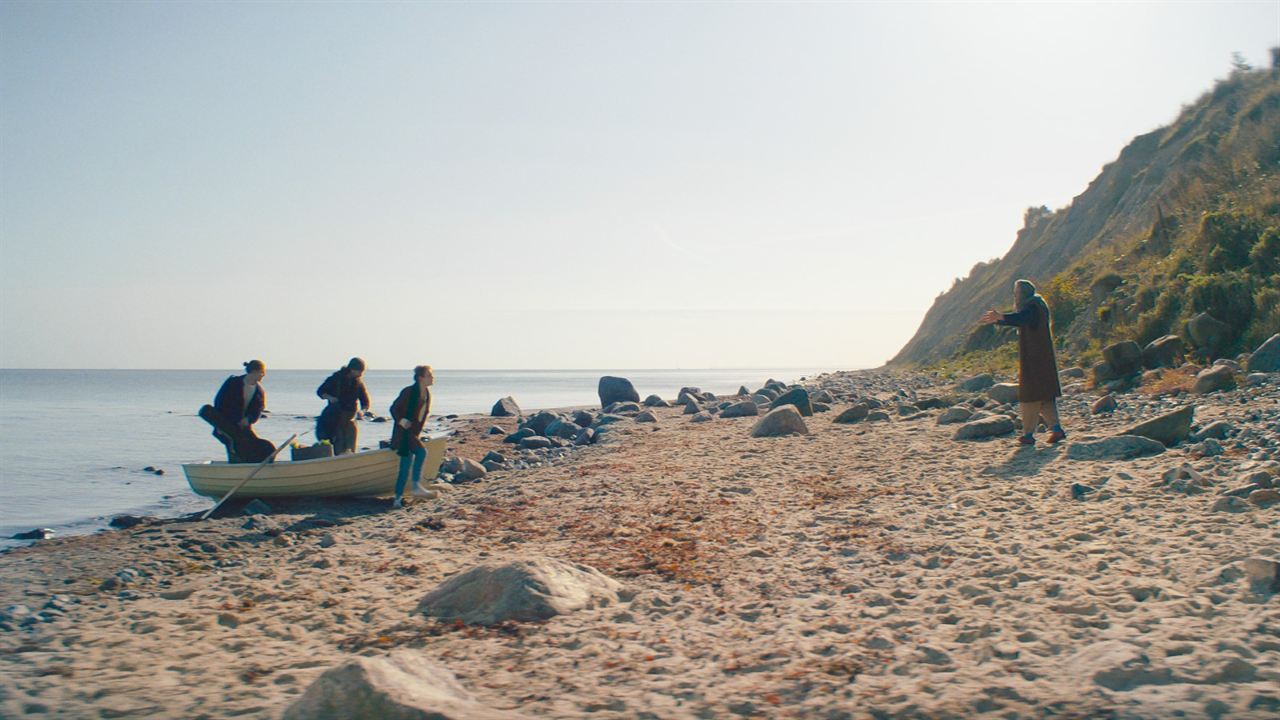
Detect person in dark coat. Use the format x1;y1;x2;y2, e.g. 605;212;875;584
316;357;370;454
980;279;1066;445
389;365;435;508
201;360;275;462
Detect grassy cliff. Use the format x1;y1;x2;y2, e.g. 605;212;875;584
891;56;1280;373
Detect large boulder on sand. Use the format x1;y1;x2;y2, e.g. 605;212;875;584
490;396;521;417
751;405;810;437
1141;335;1184;370
597;376;639;408
1186;312;1230;355
418;558;621;626
1102;341;1143;378
283;651;524;720
1193;365;1236;394
642;394;670;408
1247;334;1280;373
952;416;1015;441
833;404;869;424
720;401;759;419
769;387;813;416
987;383;1020;405
1066;436;1165;461
1121;405;1194;446
522;411;559;436
956;373;995;392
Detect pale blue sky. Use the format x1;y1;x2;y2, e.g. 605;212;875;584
2;1;1276;369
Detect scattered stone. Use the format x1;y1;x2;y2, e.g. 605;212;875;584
1160;464;1211;494
503;428;535;444
770;388;813;417
1211;496;1249;513
866;410;891;422
319;533;337;548
1243;557;1280;595
482;451;506;465
604;401;640;414
1195;420;1233;441
642;394;670;408
833;404;869;424
1066;436;1165;461
1142;335;1184;370
1187;312;1230;355
1070;640;1176;692
1246;372;1270;387
751;405;810;437
1091;394;1118;415
953;416;1015;441
956;373;995;392
1197;438;1225;457
936;407;972;425
634;410;657;423
1102;341;1144;380
109;515;148;529
545;420;584;439
987;383;1020;405
597;376;640;408
1247;333;1280;373
1071;483;1095;500
1061;367;1086;379
690;412;714;423
418;558;621;625
283;650;525;720
518;435;553;451
243;499;272;516
573;428;595;446
523;411;559;436
11;528;54;541
1193;365;1236;394
490;396;521;417
720;401;759;419
1247;488;1280;508
1121;405;1194;446
487;426;504;435
682;401;701;415
572;410;595;427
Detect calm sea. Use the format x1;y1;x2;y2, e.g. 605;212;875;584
0;368;833;546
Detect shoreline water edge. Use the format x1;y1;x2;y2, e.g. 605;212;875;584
0;365;1277;717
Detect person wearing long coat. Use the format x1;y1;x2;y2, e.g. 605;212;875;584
316;357;370;454
203;360;274;462
981;279;1066;445
389;365;434;507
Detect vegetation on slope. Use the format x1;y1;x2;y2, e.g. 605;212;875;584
892;52;1280;375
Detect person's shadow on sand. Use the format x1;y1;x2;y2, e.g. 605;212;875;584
981;445;1061;479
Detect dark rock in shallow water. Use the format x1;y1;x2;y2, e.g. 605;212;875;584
597;376;640;408
770;387;813;417
109;515;149;529
12;528;54;540
491;396;521;417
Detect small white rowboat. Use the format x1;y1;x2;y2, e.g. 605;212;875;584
182;436;448;499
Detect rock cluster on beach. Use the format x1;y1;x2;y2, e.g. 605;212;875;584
1;340;1278;719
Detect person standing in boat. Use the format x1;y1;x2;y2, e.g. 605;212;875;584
389;365;435;508
316;357;371;454
202;360;274;462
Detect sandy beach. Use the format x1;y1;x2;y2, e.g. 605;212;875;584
1;368;1278;719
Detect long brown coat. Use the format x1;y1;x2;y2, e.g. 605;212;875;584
999;295;1062;402
389;384;432;456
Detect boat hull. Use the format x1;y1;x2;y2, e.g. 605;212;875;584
182;436;447;498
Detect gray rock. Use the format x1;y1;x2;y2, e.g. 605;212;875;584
956;373;995;392
591;414;626;428
737;385;751;396
481;451;506;465
458;459;487;481
572;410;595;427
1186;312;1230;355
573;428;595;446
987;383;1020;405
952;416;1015;441
1195;420;1233;441
1193;365;1236;394
749;393;772;406
517;436;553;450
682;401;701;415
544;420;583;439
833;404;869;424
1198;438;1225;456
1060;366;1086;379
1246;372;1270;387
812;390;835;404
1103;340;1144;378
1248;488;1280;508
490;396;521;417
1247;333;1280;373
487;426;505;435
866;410;891;422
811;402;831;413
523;411;560;436
770;388;813;417
690;411;714;423
720;401;759;419
642;395;670;408
1141;335;1184;370
1212;496;1249;513
751;405;810;437
597;376;640;408
897;404;920;416
283;650;526;720
1069;640;1177;692
1065;436;1166;461
243;499;272;516
915;397;952;410
634;410;657;423
1243;557;1280;595
503;428;535;444
418;558;621;625
1091;394;1118;415
603;401;640;414
1122;405;1194;446
1160;464;1211;494
936;407;973;425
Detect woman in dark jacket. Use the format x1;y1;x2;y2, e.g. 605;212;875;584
981;279;1066;446
203;360;273;462
389;365;434;508
316;357;371;454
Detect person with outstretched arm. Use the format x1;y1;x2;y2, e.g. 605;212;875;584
979;279;1066;446
389;365;436;508
316;357;371;454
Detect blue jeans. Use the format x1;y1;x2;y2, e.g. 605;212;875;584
395;447;426;498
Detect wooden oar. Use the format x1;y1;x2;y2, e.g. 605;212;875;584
200;432;301;520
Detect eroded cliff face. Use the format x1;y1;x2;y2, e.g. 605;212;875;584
892;66;1280;367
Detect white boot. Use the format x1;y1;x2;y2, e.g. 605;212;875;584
393;496;403;508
